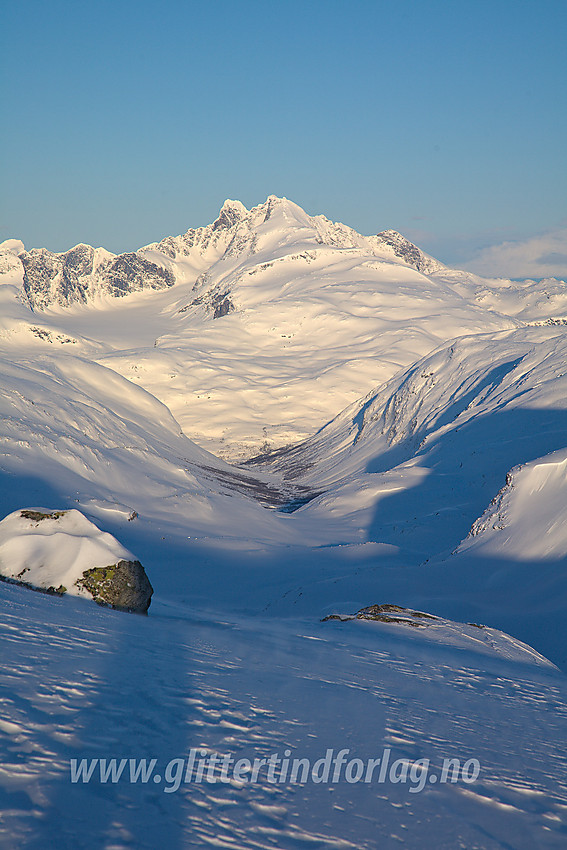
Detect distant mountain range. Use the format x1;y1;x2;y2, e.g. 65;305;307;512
3;196;444;310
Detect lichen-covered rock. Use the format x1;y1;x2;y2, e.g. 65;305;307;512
322;603;440;627
76;560;153;613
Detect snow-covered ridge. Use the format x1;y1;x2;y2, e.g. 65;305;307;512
455;447;567;561
248;324;567;571
323;603;556;667
1;196;445;310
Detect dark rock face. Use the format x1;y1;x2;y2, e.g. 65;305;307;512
99;253;175;297
21;244;97;308
374;230;442;274
212;206;242;231
20;244;175;310
213;296;233;318
65;243;95;277
76;560;154;614
21;248;86;309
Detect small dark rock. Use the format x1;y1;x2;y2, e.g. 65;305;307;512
20;510;67;522
320;614;354;622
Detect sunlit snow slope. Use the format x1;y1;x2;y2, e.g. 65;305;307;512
2;198;567;620
0;196;532;460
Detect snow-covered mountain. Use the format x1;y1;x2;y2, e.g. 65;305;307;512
1;197;567;849
253;323;567;555
7;196;444;311
2;194;567;582
0;196;540;460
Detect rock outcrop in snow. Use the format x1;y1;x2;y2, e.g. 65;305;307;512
0;509;153;612
371;229;445;274
18;245;175;310
322;603;555;666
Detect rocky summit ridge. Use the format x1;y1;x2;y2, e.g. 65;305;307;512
0;196;443;311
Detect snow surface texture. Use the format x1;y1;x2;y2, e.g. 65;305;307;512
1;197;567;848
1;585;566;850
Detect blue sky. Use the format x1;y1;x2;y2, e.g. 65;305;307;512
2;0;566;275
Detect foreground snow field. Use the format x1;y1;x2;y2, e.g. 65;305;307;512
1;198;567;848
1;583;566;850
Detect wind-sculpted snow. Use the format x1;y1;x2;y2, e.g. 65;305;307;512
1;583;566;850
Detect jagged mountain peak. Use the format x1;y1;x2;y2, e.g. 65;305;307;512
221;198;249;214
212;199;249;231
212;195;305;231
247;195;315;229
3;197;449;310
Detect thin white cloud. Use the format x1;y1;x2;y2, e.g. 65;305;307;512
463;228;567;280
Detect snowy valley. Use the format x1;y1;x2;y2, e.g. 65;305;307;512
1;197;566;849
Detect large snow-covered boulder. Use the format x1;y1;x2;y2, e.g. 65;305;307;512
0;509;153;613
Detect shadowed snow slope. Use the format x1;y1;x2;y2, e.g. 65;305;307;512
1;584;566;850
455;446;567;561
